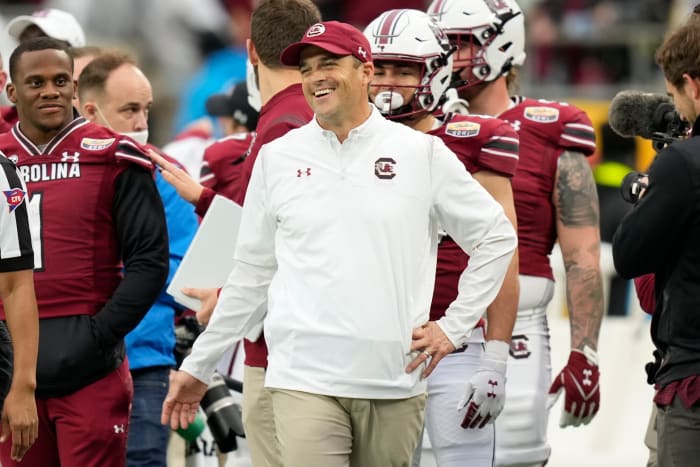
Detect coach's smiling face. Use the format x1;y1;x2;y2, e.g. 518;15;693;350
299;46;373;138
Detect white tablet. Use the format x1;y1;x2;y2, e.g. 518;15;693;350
167;195;242;310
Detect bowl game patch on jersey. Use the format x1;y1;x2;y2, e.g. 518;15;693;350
445;121;480;138
524;107;559;123
80;138;115;151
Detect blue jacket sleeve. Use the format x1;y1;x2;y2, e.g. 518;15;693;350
156;170;200;311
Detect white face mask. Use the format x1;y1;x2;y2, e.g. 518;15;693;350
246;59;261;112
121;129;149;145
94;105;149;145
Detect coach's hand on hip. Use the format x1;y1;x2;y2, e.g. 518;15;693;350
161;370;209;430
407;321;456;379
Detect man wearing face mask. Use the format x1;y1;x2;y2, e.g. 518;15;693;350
77;51;199;467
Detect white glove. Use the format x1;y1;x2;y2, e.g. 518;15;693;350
458;340;508;429
442;88;470;115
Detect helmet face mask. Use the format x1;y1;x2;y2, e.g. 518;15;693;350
364;9;454;120
427;0;526;92
447;31;494;89
372;59;429;120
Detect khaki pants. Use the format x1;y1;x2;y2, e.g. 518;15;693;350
271;389;426;467
242;365;282;467
645;404;657;467
657;395;700;467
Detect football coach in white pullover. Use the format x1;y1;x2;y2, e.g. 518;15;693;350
163;20;517;467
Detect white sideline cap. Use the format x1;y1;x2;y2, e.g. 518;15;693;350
7;8;85;47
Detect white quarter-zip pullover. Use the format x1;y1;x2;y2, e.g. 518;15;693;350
181;106;516;399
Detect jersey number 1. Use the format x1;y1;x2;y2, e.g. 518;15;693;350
28;193;43;271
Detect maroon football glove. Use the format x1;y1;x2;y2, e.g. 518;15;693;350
548;347;600;428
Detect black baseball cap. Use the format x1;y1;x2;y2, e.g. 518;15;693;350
205;81;259;131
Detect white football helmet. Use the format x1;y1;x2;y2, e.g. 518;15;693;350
427;0;526;89
363;9;454;119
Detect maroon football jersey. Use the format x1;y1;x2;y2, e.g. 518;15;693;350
199;132;254;201
0;117;153;320
501;97;596;279
428;113;519;321
232;83;313;368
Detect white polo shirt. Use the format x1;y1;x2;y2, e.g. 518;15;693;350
182;106;516;399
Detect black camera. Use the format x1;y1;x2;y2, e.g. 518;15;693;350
620;171;649;204
200;371;245;453
173;315;204;368
651;102;690;151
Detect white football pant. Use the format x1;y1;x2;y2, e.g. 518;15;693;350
494;275;554;467
421;327;496;467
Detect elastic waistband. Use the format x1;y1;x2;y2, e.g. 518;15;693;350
467;325;485;341
451;343;481;354
516;306;547;320
452;326;485;353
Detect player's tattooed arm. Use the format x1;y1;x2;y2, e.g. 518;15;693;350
554;150;604;351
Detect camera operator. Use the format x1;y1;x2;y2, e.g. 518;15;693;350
612;17;700;466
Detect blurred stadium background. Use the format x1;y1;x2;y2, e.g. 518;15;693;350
0;0;690;169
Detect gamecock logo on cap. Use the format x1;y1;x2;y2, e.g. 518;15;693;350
306;23;326;37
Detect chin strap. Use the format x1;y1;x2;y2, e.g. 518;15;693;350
441;88;470;115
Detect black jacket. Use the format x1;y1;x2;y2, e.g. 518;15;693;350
613;118;700;387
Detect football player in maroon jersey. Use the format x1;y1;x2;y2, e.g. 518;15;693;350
0;37;169;467
428;1;603;466
364;9;519;467
198;80;258;202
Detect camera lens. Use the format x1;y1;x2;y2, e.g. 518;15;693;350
200;372;245;453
